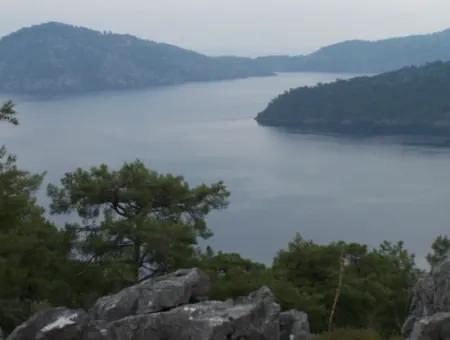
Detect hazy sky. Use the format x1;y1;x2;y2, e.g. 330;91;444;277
1;0;450;56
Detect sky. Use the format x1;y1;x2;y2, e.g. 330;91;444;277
1;0;450;57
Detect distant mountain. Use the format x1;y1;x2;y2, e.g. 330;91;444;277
0;22;271;94
255;28;450;73
256;61;450;135
2;22;450;94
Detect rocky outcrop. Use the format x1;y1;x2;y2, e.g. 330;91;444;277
7;268;311;340
403;257;450;340
409;313;450;340
89;268;210;322
6;307;89;340
279;310;311;340
105;286;280;340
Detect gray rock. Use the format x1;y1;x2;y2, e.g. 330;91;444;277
6;307;89;340
106;286;280;340
89;268;209;322
7;269;301;340
280;310;311;340
403;257;450;339
409;312;450;340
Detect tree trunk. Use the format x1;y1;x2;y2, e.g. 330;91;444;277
328;250;345;332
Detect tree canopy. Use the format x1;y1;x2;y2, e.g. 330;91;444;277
256;61;450;135
0;100;18;125
427;234;450;269
271;234;417;335
0;147;75;332
47;160;229;281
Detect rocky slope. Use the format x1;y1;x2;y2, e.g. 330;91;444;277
403;255;450;339
5;268;311;340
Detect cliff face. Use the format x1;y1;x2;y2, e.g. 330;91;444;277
403;256;450;340
5;268;311;340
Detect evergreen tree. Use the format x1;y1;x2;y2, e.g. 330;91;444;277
0;101;18;125
426;234;450;268
272;234;416;335
0;149;73;333
48;161;229;282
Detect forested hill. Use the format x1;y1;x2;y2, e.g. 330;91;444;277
0;22;272;94
2;23;450;94
256;61;450;134
255;28;450;73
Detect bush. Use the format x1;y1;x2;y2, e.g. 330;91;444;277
272;234;416;335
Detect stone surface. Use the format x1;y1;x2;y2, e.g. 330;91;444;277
105;286;280;340
7;268;310;340
6;307;89;340
409;313;450;340
279;310;311;340
89;268;210;322
403;257;450;339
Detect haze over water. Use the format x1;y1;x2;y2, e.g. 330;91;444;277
1;72;449;267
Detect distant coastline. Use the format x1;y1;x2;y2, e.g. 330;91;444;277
256;61;450;136
2;22;450;94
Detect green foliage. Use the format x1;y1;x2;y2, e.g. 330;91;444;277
198;247;271;300
272;234;416;336
256;61;450;135
426;234;450;268
0;100;18;125
0;148;43;228
48;160;229;282
0;148;74;333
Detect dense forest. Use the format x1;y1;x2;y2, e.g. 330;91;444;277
2;101;450;339
0;23;271;94
256;61;450;135
255;28;450;73
2;23;450;94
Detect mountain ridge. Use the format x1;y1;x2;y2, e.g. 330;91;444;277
0;22;272;94
3;22;450;94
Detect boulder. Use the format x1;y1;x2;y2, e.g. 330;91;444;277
7;268;309;340
279;310;311;340
409;313;450;340
105;286;280;340
403;257;450;339
89;268;209;322
6;307;89;340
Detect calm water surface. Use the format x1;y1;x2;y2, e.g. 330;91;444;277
2;72;450;267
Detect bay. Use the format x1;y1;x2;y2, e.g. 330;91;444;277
1;72;449;267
